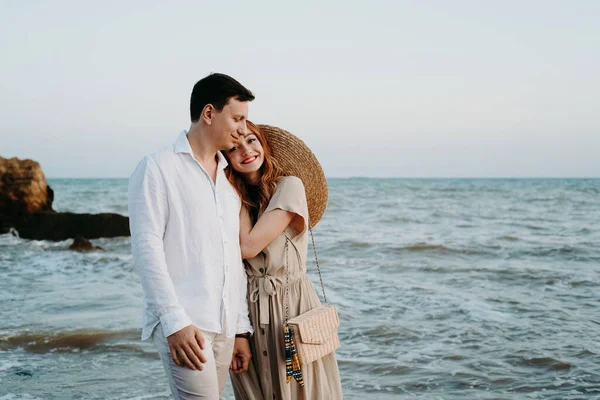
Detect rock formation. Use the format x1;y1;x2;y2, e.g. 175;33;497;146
0;156;130;241
0;156;54;232
68;236;104;252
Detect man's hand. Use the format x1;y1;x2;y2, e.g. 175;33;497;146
167;325;207;370
230;337;252;374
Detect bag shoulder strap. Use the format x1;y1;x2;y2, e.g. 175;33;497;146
284;225;328;323
309;228;328;304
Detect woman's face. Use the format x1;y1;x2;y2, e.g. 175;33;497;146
227;128;265;178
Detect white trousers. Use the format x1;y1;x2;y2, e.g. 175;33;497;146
153;324;235;399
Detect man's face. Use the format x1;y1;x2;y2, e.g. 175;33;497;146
210;98;249;150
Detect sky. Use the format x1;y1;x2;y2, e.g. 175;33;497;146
0;0;598;178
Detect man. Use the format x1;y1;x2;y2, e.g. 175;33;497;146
128;73;254;399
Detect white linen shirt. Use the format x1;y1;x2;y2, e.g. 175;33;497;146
128;131;253;340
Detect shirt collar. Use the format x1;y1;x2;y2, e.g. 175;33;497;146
174;130;229;170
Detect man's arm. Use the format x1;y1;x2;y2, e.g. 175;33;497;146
230;336;252;374
230;220;254;374
235;260;254;337
129;157;206;370
129;156;191;336
231;282;252;374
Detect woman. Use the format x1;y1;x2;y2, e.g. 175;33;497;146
224;121;343;399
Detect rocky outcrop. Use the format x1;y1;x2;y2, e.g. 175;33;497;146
0;156;130;241
0;157;54;232
16;212;130;241
68;236;104;252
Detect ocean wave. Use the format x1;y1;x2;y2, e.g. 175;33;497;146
518;245;597;259
124;391;172;400
515;356;572;371
360;325;421;342
568;280;596;288
0;359;22;372
384;216;422;224
391;243;485;255
0;328;141;353
0;394;45;400
574;348;597;357
349;241;371;248
0;232;24;247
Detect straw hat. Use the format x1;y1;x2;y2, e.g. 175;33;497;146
257;124;328;228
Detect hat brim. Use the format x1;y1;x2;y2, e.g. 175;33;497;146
258;124;328;228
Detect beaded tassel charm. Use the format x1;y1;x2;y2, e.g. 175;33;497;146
284;324;304;386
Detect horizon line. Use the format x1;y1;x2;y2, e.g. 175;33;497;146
46;176;600;180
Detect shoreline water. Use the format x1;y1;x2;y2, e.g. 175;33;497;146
1;178;599;399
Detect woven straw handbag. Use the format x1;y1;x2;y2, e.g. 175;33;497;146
283;230;340;386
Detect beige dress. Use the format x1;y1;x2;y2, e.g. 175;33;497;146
230;176;343;400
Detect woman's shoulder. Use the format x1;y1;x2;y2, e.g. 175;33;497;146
275;176;305;194
266;175;308;217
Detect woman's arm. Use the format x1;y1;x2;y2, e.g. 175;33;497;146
239;206;304;259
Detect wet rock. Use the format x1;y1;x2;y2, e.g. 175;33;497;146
0;156;130;241
0;156;54;232
15;212;130;241
14;368;33;378
68;236;104;252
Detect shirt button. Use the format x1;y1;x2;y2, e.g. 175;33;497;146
261;329;265;335
263;351;268;356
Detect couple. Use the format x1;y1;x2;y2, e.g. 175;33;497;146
128;73;342;399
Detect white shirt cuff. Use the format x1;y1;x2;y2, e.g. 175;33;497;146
236;320;254;335
159;308;193;337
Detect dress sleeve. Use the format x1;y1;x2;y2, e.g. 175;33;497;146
264;176;309;238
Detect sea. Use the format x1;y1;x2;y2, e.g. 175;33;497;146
1;178;599;400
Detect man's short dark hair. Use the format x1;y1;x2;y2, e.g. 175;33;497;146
190;73;255;123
